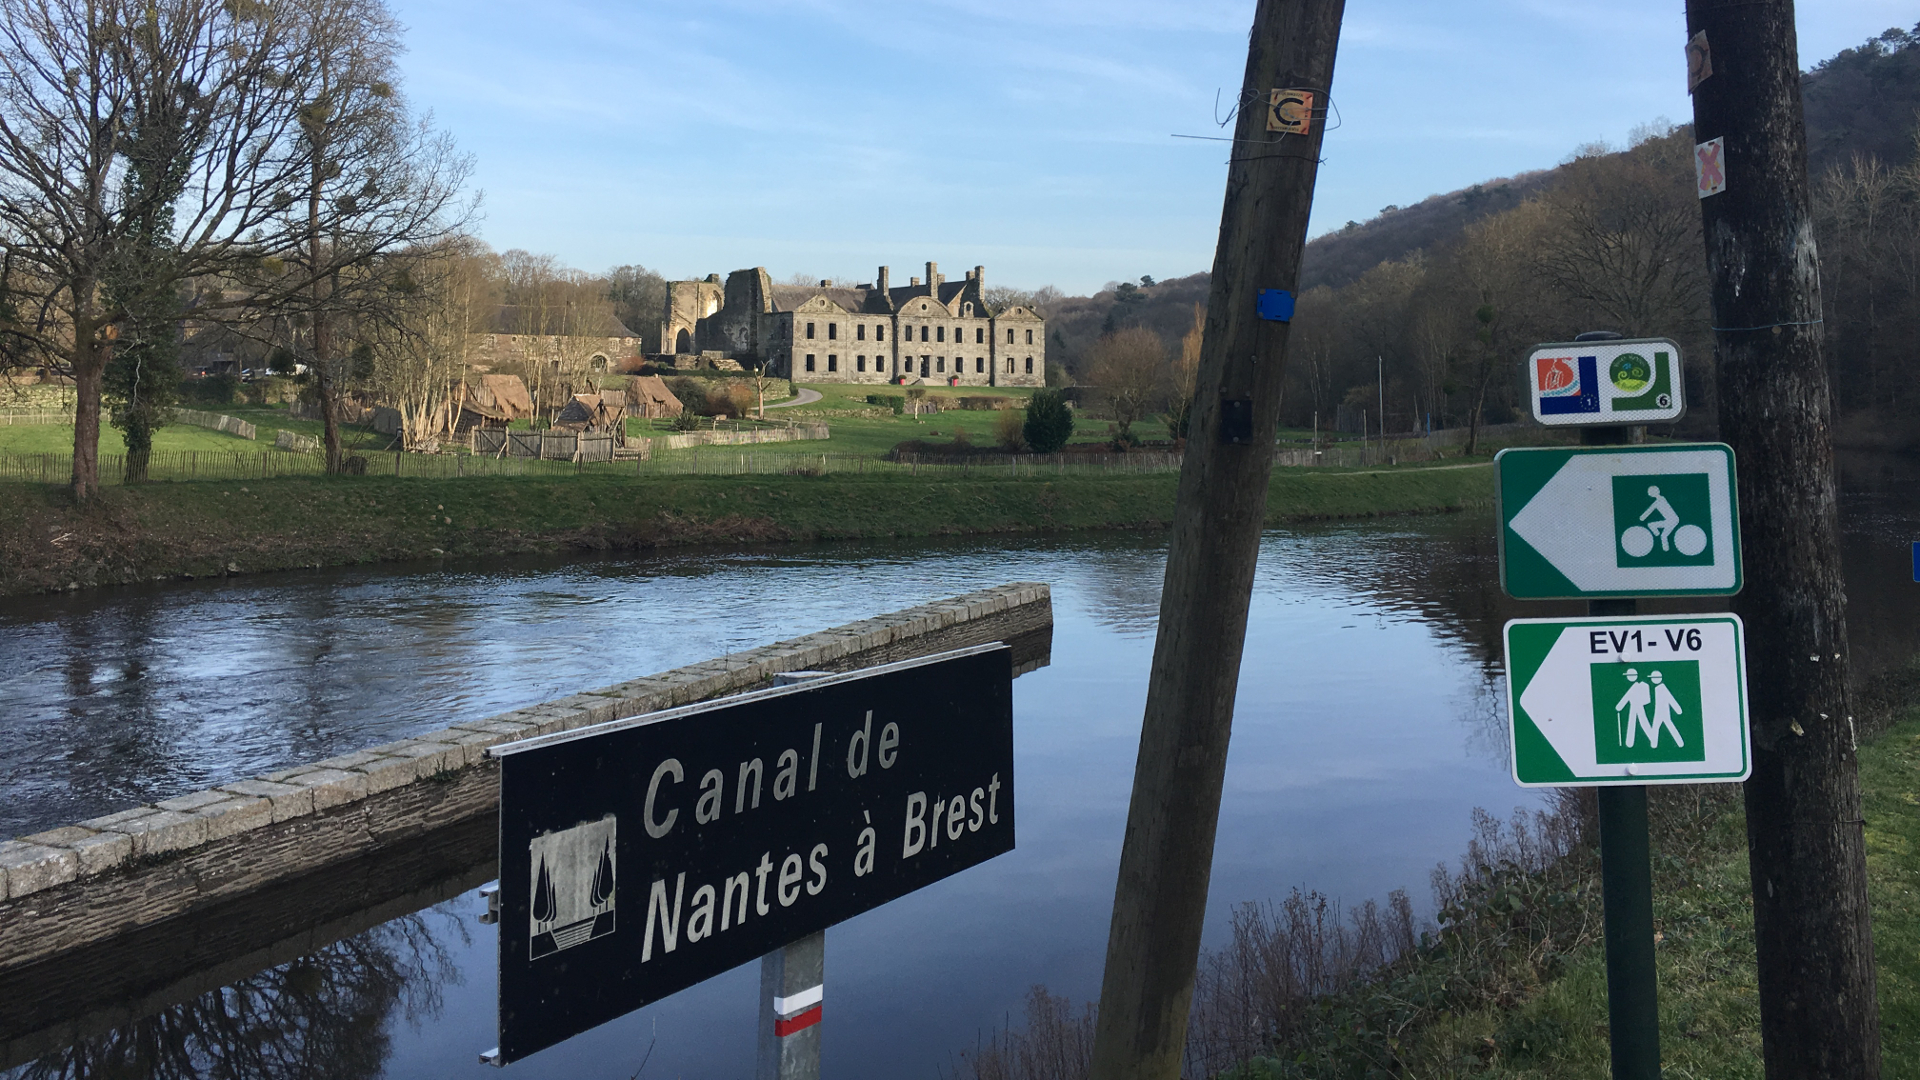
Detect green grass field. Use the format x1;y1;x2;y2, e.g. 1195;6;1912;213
0;405;393;459
0;459;1494;595
0;421;267;455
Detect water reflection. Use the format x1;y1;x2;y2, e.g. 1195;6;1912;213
12;911;462;1080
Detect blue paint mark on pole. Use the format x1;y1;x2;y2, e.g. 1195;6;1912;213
1912;541;1918;582
1256;289;1295;322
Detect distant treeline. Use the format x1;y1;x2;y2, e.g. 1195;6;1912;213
1028;25;1920;447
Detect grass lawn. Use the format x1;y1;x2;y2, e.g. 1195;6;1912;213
0;459;1494;594
646;381;1178;460
222;403;369;448
0;422;268;455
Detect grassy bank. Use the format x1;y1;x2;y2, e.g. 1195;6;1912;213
1222;705;1920;1077
0;460;1492;596
957;691;1920;1079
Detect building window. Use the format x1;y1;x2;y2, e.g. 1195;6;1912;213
976;356;984;373
806;322;815;339
828;323;838;340
921;325;930;342
936;326;945;343
857;324;867;341
1025;356;1033;374
877;325;886;342
857;355;866;372
963;302;973;316
1006;357;1014;372
975;327;984;344
937;357;945;373
828;355;838;372
1026;329;1034;344
920;357;929;377
1006;328;1014;344
805;354;816;372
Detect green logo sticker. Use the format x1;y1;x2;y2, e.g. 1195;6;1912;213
1612;472;1712;567
1590;660;1705;763
1609;352;1652;393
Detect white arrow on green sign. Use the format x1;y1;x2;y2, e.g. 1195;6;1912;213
1496;443;1741;599
1506;614;1750;787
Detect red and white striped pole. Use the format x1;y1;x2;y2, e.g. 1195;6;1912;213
756;930;823;1080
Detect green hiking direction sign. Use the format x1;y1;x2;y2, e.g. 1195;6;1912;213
1496;443;1741;599
1506;614;1750;787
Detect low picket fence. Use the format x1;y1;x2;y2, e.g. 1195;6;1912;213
0;410;74;426
172;409;256;440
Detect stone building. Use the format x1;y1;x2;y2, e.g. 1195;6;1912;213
660;261;1045;387
471;306;643;378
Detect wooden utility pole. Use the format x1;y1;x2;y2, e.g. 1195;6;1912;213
1088;1;1345;1075
1684;3;1881;1075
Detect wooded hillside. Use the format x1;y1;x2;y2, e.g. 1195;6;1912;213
1029;25;1920;448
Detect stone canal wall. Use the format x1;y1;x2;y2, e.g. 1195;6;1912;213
0;583;1053;970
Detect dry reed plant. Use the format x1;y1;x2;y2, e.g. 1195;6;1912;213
1184;889;1418;1076
945;985;1097;1080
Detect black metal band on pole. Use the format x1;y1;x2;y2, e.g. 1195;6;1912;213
1582;411;1661;1079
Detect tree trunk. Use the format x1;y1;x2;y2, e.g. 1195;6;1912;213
123;407;153;484
1685;3;1881;1075
1086;2;1344;1076
1465;383;1486;457
315;360;344;474
69;310;106;502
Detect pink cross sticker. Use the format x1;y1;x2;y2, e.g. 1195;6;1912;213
1696;137;1726;198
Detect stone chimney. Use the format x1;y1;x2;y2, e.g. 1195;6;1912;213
877;265;890;293
925;261;939;294
974;265;985;292
819;279;830;288
910;276;920;287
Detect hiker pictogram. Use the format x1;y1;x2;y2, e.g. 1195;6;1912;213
1612;668;1686;750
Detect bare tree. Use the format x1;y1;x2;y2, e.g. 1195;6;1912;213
230;0;474;472
1165;303;1203;439
1533;130;1708;337
0;0;318;498
368;237;487;450
1083;325;1166;444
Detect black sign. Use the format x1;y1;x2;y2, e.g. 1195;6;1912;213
490;645;1015;1063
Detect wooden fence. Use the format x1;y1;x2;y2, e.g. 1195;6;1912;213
0;410;74;426
472;429;618;461
172;409;256;439
275;430;320;453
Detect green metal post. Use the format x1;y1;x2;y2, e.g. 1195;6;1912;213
1585;412;1660;1078
1596;775;1660;1079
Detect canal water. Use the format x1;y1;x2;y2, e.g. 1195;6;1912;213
2;452;1915;1078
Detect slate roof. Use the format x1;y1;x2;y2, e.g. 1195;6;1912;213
488;306;640;338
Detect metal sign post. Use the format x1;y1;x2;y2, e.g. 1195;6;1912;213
482;645;1016;1066
1500;333;1744;1080
757;931;823;1080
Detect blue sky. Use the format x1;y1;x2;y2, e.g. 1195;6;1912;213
387;0;1917;295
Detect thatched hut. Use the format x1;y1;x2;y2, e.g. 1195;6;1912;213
455;374;534;431
625;374;684;418
553;393;627;433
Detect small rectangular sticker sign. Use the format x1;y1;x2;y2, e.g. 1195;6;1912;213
1527;337;1685;426
1696;136;1726;198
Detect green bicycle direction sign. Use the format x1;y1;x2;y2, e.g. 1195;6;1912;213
1506;614;1750;787
1496;444;1742;599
